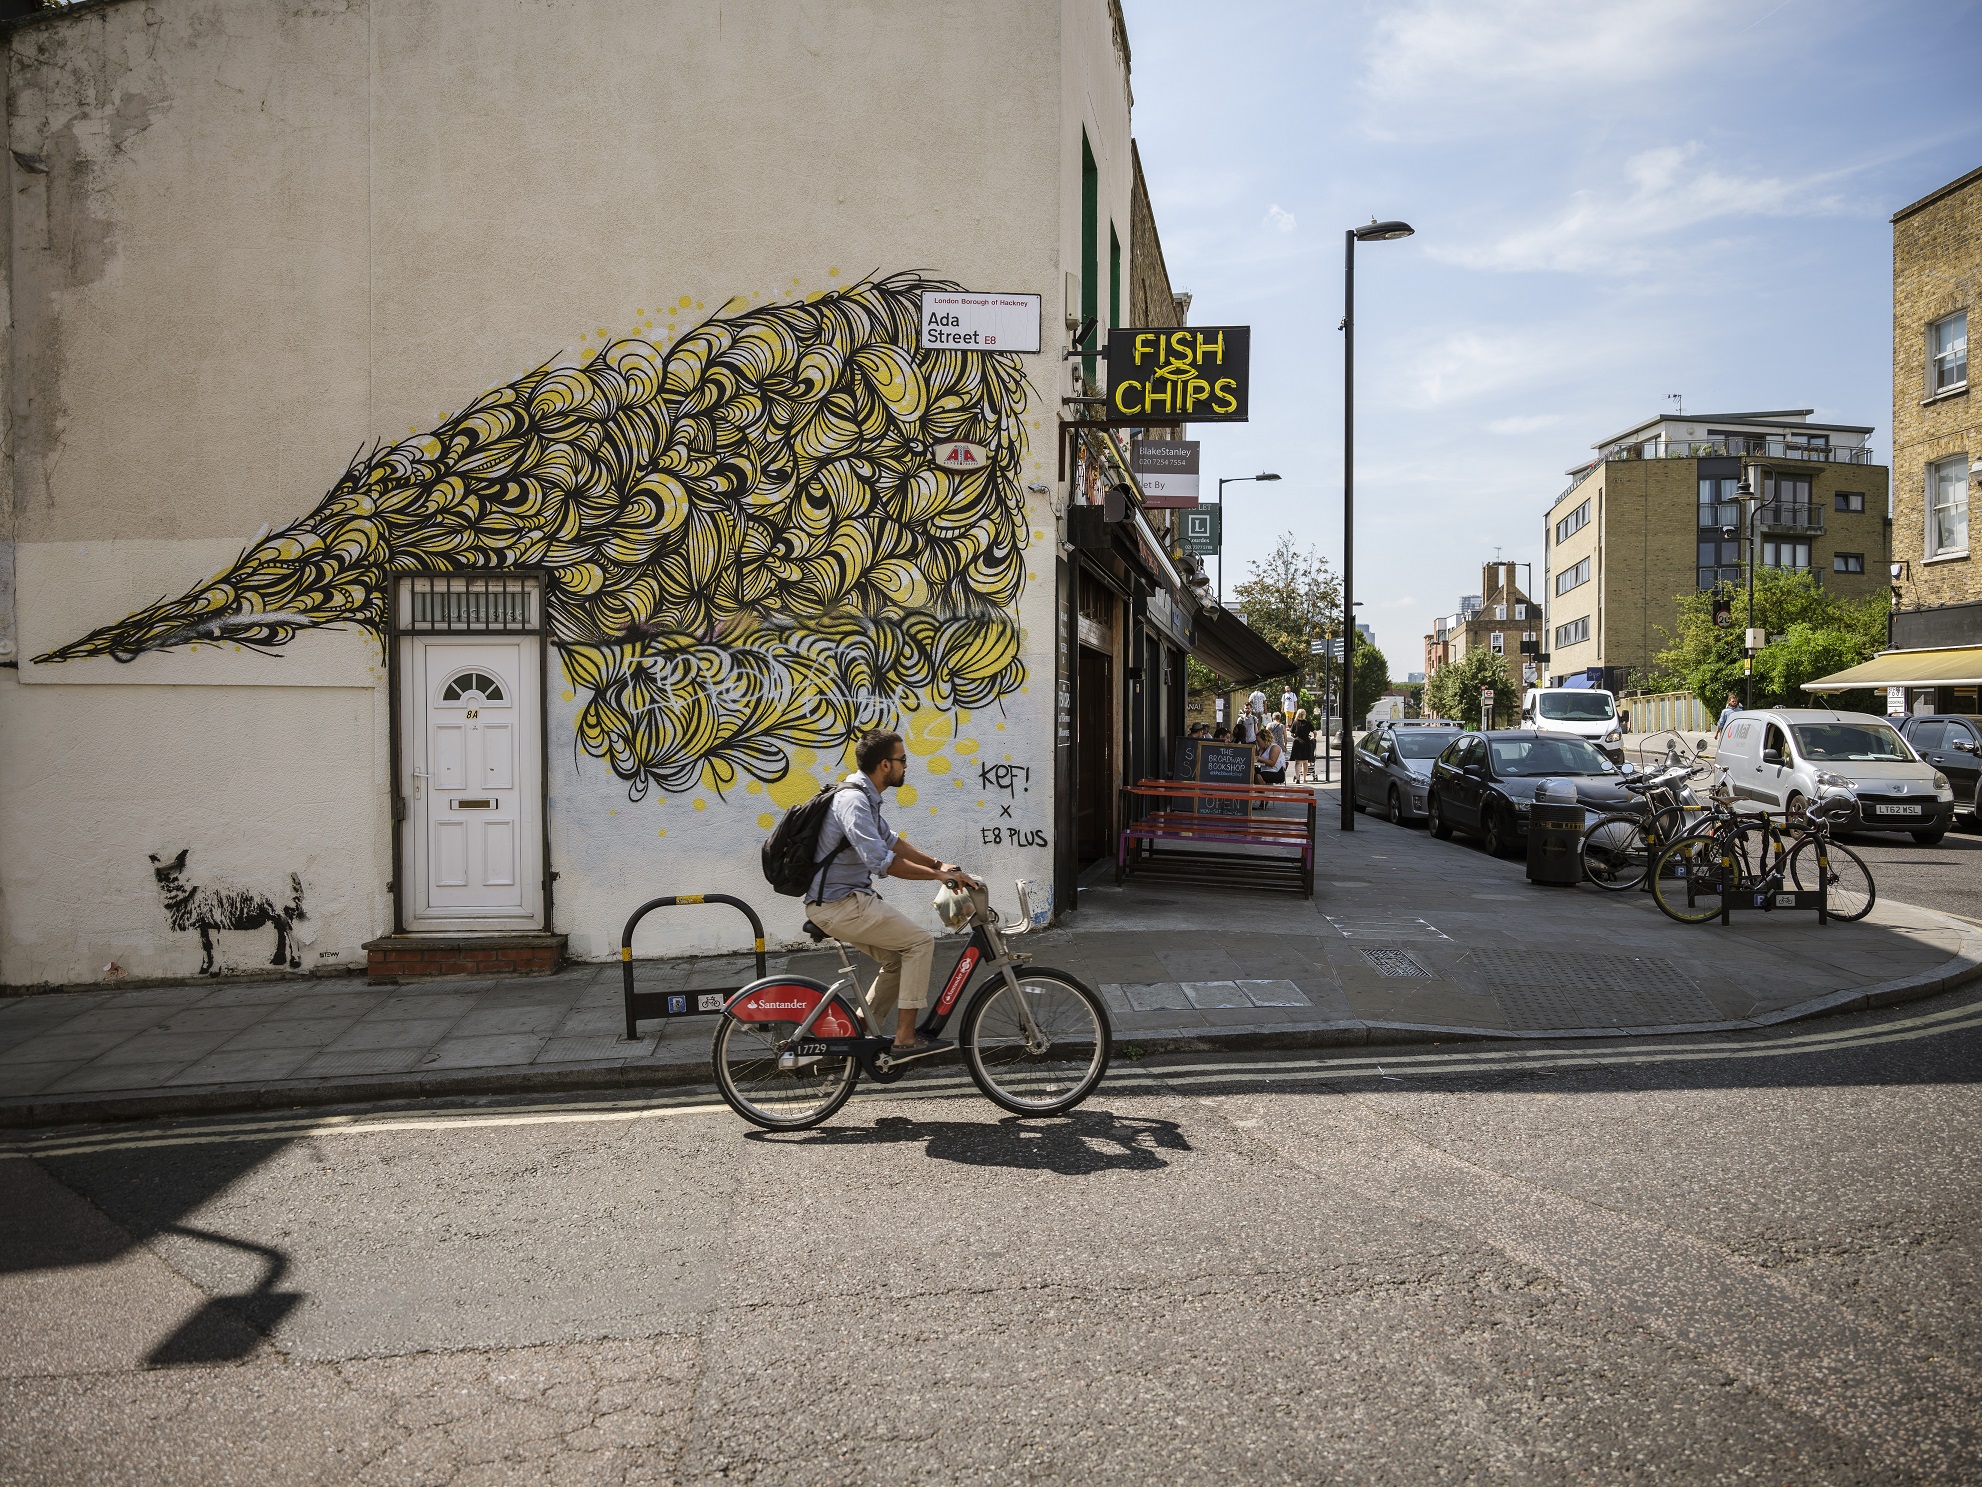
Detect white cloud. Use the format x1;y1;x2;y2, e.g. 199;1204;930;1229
1431;144;1851;275
1487;413;1564;435
1263;203;1297;234
1400;325;1600;409
1358;0;1724;139
1378;595;1419;609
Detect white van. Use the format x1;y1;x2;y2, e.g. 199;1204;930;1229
1519;687;1624;761
1716;708;1955;843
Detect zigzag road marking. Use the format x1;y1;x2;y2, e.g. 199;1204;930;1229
7;992;1978;1160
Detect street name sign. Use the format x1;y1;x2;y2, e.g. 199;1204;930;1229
1129;439;1200;506
918;291;1041;352
1105;327;1250;421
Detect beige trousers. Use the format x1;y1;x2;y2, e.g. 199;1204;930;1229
805;891;936;1020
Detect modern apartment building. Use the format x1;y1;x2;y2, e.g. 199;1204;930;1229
1541;411;1891;688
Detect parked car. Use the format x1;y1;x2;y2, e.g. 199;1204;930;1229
1354;725;1464;823
1896;714;1982;827
1519;687;1625;761
1718;709;1954;843
1426;730;1642;857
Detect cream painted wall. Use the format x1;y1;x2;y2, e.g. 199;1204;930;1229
4;0;1137;983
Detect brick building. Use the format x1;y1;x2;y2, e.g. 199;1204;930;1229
1542;411;1890;689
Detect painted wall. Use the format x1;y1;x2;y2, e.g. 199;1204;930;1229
2;0;1139;985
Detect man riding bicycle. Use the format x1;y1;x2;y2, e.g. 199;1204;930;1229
805;729;977;1058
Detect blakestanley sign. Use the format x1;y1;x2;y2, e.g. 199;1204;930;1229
1106;327;1250;421
918;291;1042;352
1129;439;1200;506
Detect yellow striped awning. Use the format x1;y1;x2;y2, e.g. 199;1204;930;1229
1802;646;1982;692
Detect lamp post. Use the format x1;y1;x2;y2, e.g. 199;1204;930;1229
1214;472;1281;602
1341;218;1415;830
1736;475;1758;708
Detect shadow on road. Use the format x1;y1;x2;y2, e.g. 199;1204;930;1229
751;1109;1192;1174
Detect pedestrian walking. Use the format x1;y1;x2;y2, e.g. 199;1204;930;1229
1281;686;1298;721
1715;691;1740;732
1290;709;1315;783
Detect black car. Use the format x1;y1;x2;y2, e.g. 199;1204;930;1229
1897;714;1982;826
1426;730;1642;857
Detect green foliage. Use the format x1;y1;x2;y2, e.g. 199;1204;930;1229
1351;632;1391;721
1651;570;1888;714
1228;534;1342;691
1426;648;1515;727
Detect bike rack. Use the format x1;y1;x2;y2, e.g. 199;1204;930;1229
619;894;769;1041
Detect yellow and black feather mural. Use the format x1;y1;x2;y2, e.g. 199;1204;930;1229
35;273;1031;798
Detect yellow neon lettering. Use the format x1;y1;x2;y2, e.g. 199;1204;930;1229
1186;378;1210;410
1134;332;1156;365
1114;380;1142;415
1213;378;1238;414
1196;330;1226;363
1170;330;1192;363
1143;378;1173;413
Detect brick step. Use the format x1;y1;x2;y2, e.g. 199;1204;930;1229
363;933;566;983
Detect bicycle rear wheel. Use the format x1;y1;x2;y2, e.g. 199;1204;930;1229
711;1015;859;1131
1788;837;1876;922
960;968;1111;1116
1650;836;1738;923
1582;812;1655;891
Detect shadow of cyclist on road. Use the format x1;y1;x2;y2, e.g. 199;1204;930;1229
749;1110;1191;1175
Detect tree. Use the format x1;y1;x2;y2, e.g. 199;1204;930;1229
1650;569;1887;714
1426;649;1514;727
1228;534;1341;694
1350;632;1391;722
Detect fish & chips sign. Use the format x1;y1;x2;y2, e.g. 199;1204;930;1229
1105;327;1250;421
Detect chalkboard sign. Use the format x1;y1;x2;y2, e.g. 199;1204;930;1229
1172;738;1252;816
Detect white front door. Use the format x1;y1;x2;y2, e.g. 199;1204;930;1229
403;638;543;927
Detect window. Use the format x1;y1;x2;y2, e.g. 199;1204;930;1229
1555;616;1590;648
1514;603;1527;619
1910;721;1947;751
1833;552;1865;574
1929;454;1969;557
1697;538;1742;589
1490;631;1505;655
440;670;507;702
1762;539;1811;570
1931;311;1968;393
1698;475;1740;529
1834;492;1865;513
1762;472;1814;527
1555;499;1590;544
1555;557;1590;595
1494;604;1506;620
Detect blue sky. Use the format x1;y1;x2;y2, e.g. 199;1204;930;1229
1123;0;1982;677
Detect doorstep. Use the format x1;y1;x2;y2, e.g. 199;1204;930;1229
363;932;567;983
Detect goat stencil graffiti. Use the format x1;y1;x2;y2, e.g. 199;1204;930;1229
148;850;308;976
38;275;1031;798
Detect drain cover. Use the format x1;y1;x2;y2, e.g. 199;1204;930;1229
1359;948;1433;979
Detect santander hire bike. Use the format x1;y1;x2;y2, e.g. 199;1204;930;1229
711;880;1112;1130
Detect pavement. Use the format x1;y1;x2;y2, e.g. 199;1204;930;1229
3;781;1977;1128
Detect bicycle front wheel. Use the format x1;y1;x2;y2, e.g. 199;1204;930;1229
960;968;1111;1116
711;1015;859;1131
1582;812;1655;891
1788;838;1876;922
1650;836;1738;923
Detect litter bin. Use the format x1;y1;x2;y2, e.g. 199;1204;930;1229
1527;778;1583;886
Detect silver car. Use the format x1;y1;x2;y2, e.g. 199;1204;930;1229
1717;708;1956;843
1355;724;1465;824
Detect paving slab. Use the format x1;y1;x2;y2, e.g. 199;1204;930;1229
1;783;1978;1127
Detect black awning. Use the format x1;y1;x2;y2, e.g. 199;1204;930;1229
1191;605;1300;685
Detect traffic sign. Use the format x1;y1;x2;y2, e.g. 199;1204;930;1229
1481;689;1495;705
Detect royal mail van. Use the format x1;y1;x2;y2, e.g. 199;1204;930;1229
1716;708;1955;843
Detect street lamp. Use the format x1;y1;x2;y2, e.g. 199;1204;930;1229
1341;218;1415;831
1736;474;1759;707
1214;472;1281;602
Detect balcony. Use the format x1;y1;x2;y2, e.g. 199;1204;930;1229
1606;435;1871;465
1758;501;1824;533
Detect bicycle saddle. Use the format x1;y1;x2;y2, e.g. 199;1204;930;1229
801;919;828;943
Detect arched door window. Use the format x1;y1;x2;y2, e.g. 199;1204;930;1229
439;670;508;704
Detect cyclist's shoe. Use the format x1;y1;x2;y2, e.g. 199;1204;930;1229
888;1036;953;1062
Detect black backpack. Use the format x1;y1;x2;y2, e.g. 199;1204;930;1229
761;782;861;898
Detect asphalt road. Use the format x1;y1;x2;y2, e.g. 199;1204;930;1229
3;986;1979;1486
1832;817;1982;924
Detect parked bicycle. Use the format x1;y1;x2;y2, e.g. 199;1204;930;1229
1581;760;1709;891
711;882;1112;1130
1649;790;1875;924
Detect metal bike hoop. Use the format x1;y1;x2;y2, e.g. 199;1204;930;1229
619;893;769;1041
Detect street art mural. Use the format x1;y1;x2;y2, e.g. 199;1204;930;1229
147;850;308;976
38;275;1032;799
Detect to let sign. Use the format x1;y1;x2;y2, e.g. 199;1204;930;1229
1105;327;1250;421
1180;505;1222;556
918;291;1041;352
1130;439;1201;506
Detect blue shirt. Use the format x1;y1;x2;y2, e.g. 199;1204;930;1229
807;773;901;904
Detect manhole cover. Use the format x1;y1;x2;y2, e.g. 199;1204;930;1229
1359;948;1433;979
